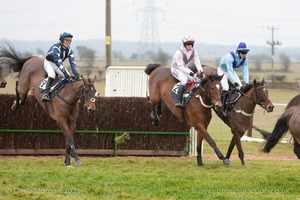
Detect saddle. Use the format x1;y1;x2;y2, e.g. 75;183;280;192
222;83;252;114
39;77;69;100
223;89;242;112
172;81;198;107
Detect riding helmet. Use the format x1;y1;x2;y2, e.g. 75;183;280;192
237;42;250;52
182;35;195;46
59;32;73;41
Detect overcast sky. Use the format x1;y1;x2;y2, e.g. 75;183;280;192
1;0;300;48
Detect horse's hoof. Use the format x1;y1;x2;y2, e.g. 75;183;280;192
223;158;230;165
150;113;155;119
152;121;158;126
197;163;204;166
75;160;82;165
66;165;74;168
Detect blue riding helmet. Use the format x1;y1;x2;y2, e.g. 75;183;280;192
59;32;73;41
237;42;250;52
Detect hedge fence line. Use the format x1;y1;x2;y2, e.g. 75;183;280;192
0;94;190;155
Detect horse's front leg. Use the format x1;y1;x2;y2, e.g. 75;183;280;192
232;132;245;166
197;126;230;165
69;120;82;165
58;120;81;166
196;135;204;166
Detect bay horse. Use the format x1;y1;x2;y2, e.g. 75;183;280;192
0;66;7;88
0;42;97;166
203;65;274;166
254;94;300;159
145;63;230;166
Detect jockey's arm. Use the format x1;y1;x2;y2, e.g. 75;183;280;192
241;61;249;84
68;50;79;77
193;50;204;74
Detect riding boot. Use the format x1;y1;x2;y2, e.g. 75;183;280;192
221;90;228;117
41;77;54;102
175;84;185;107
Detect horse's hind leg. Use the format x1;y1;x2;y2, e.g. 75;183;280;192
151;106;160;126
150;100;162;127
11;80;28;110
293;138;300;159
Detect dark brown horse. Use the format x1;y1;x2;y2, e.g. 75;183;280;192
145;63;229;166
0;66;7;88
0;42;97;166
203;65;274;166
254;94;300;159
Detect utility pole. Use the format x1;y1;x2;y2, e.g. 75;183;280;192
266;26;281;86
105;0;111;68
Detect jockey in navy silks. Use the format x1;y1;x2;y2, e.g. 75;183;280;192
170;35;205;107
41;31;79;102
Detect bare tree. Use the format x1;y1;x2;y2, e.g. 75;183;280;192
280;53;291;72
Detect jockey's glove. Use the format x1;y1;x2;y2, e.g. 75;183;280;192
193;74;201;83
200;71;206;79
234;82;241;90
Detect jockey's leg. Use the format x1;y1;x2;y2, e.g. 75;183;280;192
175;84;185;107
41;77;54;102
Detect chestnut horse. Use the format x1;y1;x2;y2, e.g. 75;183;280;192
0;42;97;166
145;63;229;166
203;65;274;165
0;66;7;88
254;94;300;159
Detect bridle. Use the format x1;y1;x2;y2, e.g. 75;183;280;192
57;80;96;107
195;78;222;108
78;82;96;108
239;85;269;110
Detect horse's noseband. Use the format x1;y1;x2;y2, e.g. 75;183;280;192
255;86;269;109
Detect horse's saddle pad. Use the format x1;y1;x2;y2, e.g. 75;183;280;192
39;78;68;99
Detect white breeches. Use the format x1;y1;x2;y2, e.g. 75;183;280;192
171;67;193;86
217;67;242;91
44;60;70;79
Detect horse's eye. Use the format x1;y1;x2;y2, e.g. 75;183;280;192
90;98;96;103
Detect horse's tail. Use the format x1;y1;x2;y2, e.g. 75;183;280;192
145;63;162;75
0;41;31;73
252;125;271;140
262;111;292;153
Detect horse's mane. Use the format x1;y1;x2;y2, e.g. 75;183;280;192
240;83;253;93
0;41;31;72
200;74;222;87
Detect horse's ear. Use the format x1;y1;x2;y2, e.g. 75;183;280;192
81;75;87;84
92;75;97;84
262;78;265;85
253;79;257;85
219;74;224;81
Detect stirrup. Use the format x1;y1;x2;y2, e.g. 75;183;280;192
175;102;182;107
41;94;50;102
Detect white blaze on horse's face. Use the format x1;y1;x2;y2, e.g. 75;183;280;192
216;84;220;91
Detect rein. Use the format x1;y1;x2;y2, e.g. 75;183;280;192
233;85;266;116
56;80;95;107
194;82;215;108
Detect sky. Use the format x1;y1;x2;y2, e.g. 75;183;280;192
1;0;300;48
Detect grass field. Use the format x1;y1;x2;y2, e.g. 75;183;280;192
0;156;299;200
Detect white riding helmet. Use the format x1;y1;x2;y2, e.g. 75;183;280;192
182;35;195;45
